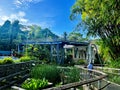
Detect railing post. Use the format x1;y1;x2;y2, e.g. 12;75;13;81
98;80;101;89
106;77;109;90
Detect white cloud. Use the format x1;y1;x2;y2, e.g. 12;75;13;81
20;18;28;23
14;0;43;8
27;20;55;29
0;16;9;21
18;11;26;17
39;20;55;28
0;11;28;25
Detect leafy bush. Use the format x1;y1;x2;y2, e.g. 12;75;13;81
31;64;61;84
75;59;85;65
20;56;31;62
107;57;120;68
0;60;3;65
21;78;48;90
107;73;120;84
64;67;80;83
3;57;14;64
14;59;20;63
30;56;38;61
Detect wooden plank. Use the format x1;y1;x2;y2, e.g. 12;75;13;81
43;75;107;90
11;86;25;90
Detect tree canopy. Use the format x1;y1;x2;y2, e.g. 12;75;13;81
68;31;88;42
0;20;59;51
71;0;120;60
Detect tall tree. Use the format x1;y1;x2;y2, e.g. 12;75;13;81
71;0;120;60
68;31;88;42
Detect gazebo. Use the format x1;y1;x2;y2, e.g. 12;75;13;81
18;41;96;64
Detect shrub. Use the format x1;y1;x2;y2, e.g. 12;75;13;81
21;78;48;90
14;59;20;63
20;56;31;62
0;60;3;65
75;59;85;65
3;57;14;64
30;56;38;61
31;64;61;84
64;67;80;83
107;57;120;68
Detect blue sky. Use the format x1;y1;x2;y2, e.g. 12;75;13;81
0;0;77;36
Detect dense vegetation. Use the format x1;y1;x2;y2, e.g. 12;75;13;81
71;0;120;61
0;20;59;51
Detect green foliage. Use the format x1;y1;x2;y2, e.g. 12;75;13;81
3;57;14;64
14;59;21;63
0;60;3;65
111;75;120;84
21;78;48;90
0;20;59;51
96;40;111;61
68;31;88;42
106;72;120;85
27;44;50;62
107;57;120;68
19;56;31;62
28;26;59;41
0;20;25;51
71;0;120;60
75;59;85;65
31;64;61;84
64;67;80;83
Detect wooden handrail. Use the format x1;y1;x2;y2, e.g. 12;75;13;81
0;60;39;90
43;65;108;90
43;75;107;90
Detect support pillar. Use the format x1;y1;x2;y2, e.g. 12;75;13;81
56;44;59;64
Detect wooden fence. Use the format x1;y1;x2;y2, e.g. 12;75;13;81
43;66;108;90
0;60;39;90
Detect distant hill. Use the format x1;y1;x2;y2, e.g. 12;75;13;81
21;25;59;41
38;28;59;41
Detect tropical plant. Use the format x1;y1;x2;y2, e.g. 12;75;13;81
75;59;85;65
0;60;3;65
68;31;88;42
19;56;31;62
64;67;80;83
21;78;48;90
107;57;120;68
31;64;61;84
3;57;14;64
71;0;120;60
27;44;50;62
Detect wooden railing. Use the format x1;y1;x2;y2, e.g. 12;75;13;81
44;65;108;90
0;61;39;90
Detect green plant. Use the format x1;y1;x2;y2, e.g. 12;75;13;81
76;59;85;65
14;59;20;63
107;57;120;68
21;78;48;90
3;57;14;64
0;60;3;65
19;56;31;62
107;73;120;85
31;64;61;84
64;67;80;83
30;56;39;61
